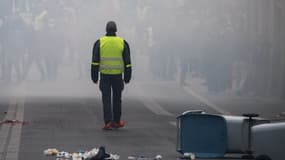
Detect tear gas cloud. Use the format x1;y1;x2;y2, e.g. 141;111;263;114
0;0;284;98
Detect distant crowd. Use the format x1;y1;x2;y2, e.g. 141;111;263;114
1;0;284;98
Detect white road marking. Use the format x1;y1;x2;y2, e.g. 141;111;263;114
134;84;174;117
182;86;231;115
169;121;176;127
0;97;17;160
133;82;231;127
140;96;174;116
5;97;25;160
0;83;26;160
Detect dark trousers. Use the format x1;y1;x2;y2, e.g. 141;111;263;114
99;74;124;124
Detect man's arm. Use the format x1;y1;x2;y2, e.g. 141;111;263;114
91;40;100;83
123;40;132;83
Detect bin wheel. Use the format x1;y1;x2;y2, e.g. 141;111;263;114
242;113;259;118
255;155;271;160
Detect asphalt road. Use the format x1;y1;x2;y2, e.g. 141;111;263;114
0;80;284;160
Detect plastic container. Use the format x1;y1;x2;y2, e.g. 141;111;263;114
252;122;285;160
222;115;249;153
177;111;227;158
222;115;270;154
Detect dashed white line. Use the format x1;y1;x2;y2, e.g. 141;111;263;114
169;121;176;127
140;96;174;116
0;83;26;160
5;97;25;160
133;82;231;128
134;84;174;117
0;97;17;160
182;86;231;115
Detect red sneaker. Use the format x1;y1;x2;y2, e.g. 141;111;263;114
112;120;125;128
102;122;113;130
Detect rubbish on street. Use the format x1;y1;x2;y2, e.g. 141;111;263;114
155;155;162;160
181;153;195;160
43;148;59;156
57;151;71;159
127;155;162;160
82;148;99;159
72;153;82;160
43;146;120;160
0;119;29;125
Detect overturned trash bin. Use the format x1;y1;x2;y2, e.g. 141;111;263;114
177;110;228;158
177;110;270;159
252;122;285;160
222;114;269;156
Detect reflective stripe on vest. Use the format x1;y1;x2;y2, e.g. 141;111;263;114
34;10;47;31
99;36;124;75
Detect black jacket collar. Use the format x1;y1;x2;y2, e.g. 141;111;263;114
106;32;116;36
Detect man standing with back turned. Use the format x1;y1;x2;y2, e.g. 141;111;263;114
91;21;132;130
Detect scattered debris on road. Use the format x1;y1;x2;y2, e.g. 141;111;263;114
179;153;195;160
44;148;59;156
0;119;29;125
44;146;120;160
127;155;162;160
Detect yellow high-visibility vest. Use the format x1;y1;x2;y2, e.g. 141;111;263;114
99;36;124;75
34;10;47;31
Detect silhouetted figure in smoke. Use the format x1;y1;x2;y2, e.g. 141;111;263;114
14;0;29;12
63;4;80;72
203;28;232;93
2;12;27;82
0;0;11;80
42;18;63;81
23;2;47;81
0;17;4;80
179;56;190;86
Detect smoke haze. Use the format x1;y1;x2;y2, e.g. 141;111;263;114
0;0;285;98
